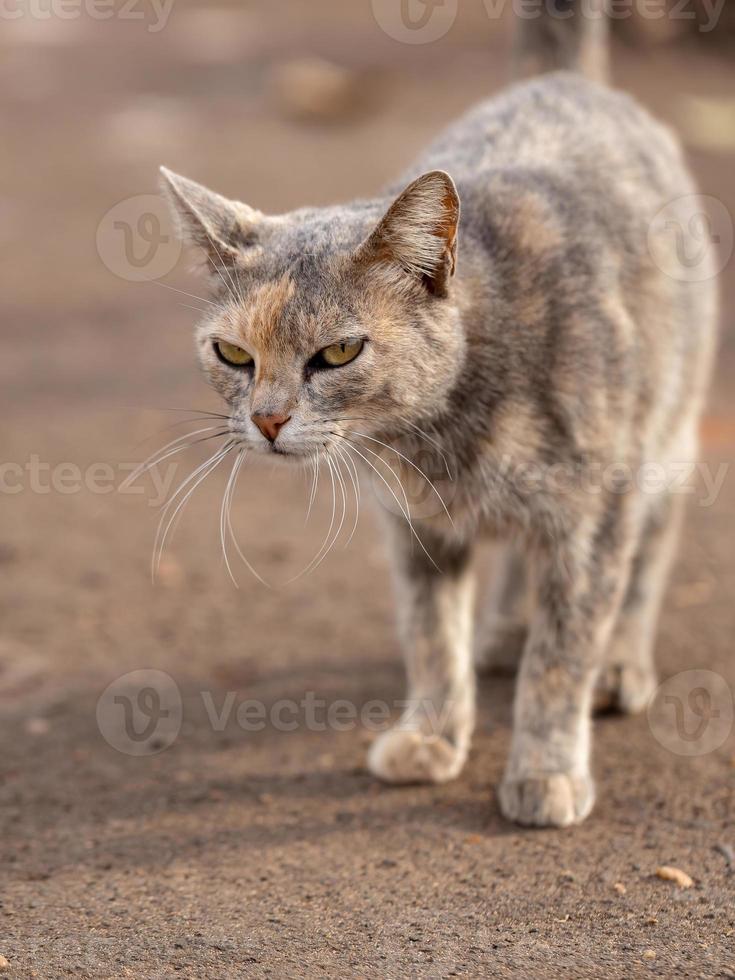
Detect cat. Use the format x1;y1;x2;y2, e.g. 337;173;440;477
159;0;717;827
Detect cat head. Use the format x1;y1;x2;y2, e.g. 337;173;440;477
161;166;465;459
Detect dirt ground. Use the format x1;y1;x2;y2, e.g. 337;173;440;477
1;2;734;977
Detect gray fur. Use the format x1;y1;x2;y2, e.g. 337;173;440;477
161;1;717;827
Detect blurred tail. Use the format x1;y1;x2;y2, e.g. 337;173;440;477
513;0;610;85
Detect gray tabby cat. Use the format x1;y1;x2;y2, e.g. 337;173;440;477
160;0;717;826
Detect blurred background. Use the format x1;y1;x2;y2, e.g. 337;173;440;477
1;2;734;976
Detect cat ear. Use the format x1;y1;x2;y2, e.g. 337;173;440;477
159;166;262;272
357;170;460;297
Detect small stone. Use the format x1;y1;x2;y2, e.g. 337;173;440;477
656;866;694;889
0;954;9;970
642;949;657;961
25;717;50;736
269;58;364;122
613;882;627;895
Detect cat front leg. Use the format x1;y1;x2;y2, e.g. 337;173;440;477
368;526;476;785
499;500;636;827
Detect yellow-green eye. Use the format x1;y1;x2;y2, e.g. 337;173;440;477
320;339;364;368
215;341;253;367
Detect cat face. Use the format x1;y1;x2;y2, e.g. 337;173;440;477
162;168;464;460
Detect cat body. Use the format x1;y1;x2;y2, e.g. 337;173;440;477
161;2;717;826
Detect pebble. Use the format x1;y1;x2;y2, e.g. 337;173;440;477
0;955;9;970
642;949;657;961
613;882;627;895
656;866;694;889
269;58;364;122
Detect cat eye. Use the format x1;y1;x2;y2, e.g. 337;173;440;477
215;340;253;368
318;339;364;369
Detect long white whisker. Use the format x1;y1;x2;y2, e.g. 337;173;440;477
398;419;454;479
150;280;218;307
338;438;440;572
203;229;243;306
351;430;454;528
152;442;234;581
306;451;320;524
220;450;241;589
288;451;338;583
123;425;227;488
331;452;348;551
334;443;360;547
225;452;271;588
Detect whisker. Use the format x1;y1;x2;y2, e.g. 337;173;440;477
335;436;440;573
223;451;271;588
350;430;454;528
324;415;453;479
150;280;218;307
178;303;212;316
306;451;320;524
220;449;241;589
123;427;229;489
152;441;234;581
155;408;231;420
333;443;360;547
288;450;338;583
203;229;243;307
131;417;231;453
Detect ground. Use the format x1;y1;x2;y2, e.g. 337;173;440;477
1;2;734;977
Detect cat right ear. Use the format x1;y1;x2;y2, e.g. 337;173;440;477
159;167;263;273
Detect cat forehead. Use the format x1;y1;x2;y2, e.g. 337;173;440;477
217;269;355;355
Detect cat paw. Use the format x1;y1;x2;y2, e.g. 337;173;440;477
498;772;595;828
594;663;657;715
367;730;466;785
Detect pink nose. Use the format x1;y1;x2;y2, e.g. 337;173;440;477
251;412;291;443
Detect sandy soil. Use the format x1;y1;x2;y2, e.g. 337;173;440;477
1;2;734;977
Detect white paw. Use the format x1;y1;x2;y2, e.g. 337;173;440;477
498;772;595;828
367;729;466;785
595;662;657;715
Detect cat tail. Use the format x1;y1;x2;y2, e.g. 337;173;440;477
513;0;610;85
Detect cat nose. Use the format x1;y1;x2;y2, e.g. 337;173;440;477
251;411;291;443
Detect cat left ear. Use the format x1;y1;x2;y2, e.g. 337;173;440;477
160;166;263;273
356;170;460;298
